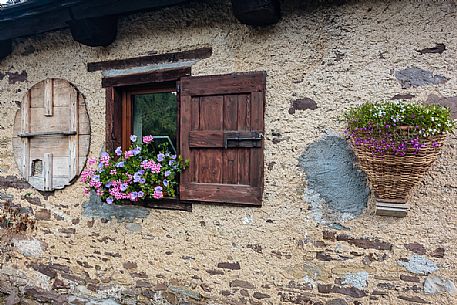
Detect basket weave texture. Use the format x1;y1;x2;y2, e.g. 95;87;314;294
351;135;446;202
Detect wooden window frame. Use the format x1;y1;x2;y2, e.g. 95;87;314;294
105;68;265;209
104;68;191;211
120;82;177;151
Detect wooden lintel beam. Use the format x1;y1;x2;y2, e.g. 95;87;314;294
88;47;212;72
101;66;191;88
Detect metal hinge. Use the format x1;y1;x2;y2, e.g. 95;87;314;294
176;83;181;93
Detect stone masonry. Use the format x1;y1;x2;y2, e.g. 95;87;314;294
0;0;457;304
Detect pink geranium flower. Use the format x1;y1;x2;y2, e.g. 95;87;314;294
143;135;154;144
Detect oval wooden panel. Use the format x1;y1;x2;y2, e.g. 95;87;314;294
12;79;90;191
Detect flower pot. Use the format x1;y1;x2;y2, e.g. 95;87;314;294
351;135;446;217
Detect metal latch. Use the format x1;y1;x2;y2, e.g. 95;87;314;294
224;132;263;149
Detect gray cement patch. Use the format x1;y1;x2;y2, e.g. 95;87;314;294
424;276;457;295
398;255;438;275
342;271;369;289
395;67;449;89
82;192;150;222
299;135;369;223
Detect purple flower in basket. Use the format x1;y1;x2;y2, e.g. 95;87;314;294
163;180;169;187
106;197;114;205
116;161;125;168
130;135;137;142
120;183;128;192
164;170;171;177
155;186;163;192
138;191;144;198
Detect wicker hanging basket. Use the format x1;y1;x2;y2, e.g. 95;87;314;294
351;134;446;216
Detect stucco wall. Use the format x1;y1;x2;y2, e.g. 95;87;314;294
0;0;456;304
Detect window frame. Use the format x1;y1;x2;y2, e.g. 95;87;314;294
120;82;178;151
104;69;191;211
104;69;265;209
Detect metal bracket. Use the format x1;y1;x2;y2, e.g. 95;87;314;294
224;132;263;149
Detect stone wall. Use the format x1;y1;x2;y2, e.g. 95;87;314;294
1;0;457;304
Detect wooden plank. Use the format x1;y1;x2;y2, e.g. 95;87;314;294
180;183;262;206
101;67;191;88
69;85;78;133
181;72;266;96
189;131;224;148
30;107;71;134
88;47;212;72
21;92;31;178
179;94;192;187
43;153;53;191
190;96;200;182
197;95;223;183
18;131;76;137
223;95;239;184
31;79;74;108
250;91;264;189
43;78;54;116
237;94;251;185
68;86;79;180
105;87;115;151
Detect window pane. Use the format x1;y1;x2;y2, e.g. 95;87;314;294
132;92;177;153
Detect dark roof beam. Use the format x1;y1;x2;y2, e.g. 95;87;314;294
69;15;118;47
0;39;12;61
232;0;281;26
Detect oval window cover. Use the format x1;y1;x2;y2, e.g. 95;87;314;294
12;79;90;191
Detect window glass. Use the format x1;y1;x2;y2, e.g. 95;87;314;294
132;92;177;153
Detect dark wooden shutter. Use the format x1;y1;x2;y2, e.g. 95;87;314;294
179;72;265;205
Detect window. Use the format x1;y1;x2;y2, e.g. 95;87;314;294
119;82;178;153
105;70;266;206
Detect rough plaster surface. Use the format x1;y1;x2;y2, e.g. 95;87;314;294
299;135;369;223
0;0;457;304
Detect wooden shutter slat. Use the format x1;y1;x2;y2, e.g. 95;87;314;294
43;153;53;191
237;93;251;185
44;78;53;116
179;94;192;185
189;131;223;147
249;92;264;188
180;183;261;205
180;72;265;206
21;91;31;178
69;90;79;178
181;72;265;96
222;95;239;184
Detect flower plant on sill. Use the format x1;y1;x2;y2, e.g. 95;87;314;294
343;101;455;156
81;135;189;205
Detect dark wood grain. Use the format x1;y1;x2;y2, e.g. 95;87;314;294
181;72;266;96
180;183;261;206
179;72;265;205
